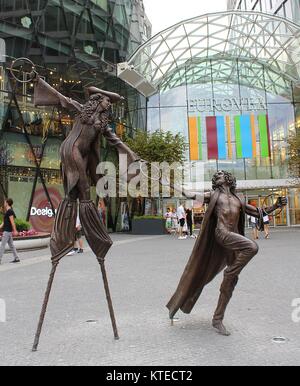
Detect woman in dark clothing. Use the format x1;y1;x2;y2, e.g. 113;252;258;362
0;198;20;264
185;208;196;238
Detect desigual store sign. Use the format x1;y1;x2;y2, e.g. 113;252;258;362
29;187;62;233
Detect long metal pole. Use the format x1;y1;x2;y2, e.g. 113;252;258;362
98;258;119;340
32;263;59;352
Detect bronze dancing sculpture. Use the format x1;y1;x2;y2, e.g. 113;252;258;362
167;171;287;336
30;75;139;351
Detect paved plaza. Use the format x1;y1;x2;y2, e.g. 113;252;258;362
0;229;299;366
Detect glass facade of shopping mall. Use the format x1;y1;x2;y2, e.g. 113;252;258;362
146;60;300;226
0;0;150;232
127;8;300;227
1;1;300;231
228;0;300;23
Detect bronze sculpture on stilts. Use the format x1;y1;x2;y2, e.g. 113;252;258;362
10;59;140;351
167;171;287;336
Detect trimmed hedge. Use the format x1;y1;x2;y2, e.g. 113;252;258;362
15;219;31;232
133;216;164;220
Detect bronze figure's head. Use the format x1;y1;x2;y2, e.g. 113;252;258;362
80;87;124;125
212;171;237;193
80;93;111;124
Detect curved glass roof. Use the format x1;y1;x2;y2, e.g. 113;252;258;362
117;11;300;97
160;58;292;97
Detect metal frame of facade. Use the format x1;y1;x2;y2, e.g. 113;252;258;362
0;0;150;230
118;11;300;97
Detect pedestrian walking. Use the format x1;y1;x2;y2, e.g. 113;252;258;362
177;202;187;240
98;199;107;227
186;208;196;238
164;208;173;234
262;210;270;239
67;215;84;256
248;215;259;240
0;198;20;264
171;209;178;232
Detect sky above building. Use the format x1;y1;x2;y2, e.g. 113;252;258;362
143;0;228;35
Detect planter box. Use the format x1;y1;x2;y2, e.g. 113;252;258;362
132;219;166;235
1;233;51;252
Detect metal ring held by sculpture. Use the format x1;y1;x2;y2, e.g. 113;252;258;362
10;57;37;83
139;160;162;182
263;193;283;217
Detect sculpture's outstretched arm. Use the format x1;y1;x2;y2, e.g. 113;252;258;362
163;178;211;203
185;191;211;204
245;197;288;218
103;126;139;165
33;76;83;112
103;126;141;184
245;203;261;218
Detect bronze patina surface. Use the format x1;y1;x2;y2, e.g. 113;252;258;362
31;75;139;351
167;171;287;336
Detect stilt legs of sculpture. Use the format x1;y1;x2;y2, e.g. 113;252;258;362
79;201;118;340
32;199;118;352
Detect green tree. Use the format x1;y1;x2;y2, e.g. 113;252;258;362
124;130;188;216
124;129;187;164
288;130;300;181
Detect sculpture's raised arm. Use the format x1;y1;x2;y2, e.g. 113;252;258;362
33;75;83;112
157;173;211;203
183;190;211;204
245;197;288;218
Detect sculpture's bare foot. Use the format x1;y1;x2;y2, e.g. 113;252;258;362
212;320;231;336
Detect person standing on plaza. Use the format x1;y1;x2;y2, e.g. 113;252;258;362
98;199;107;227
249;215;259;240
186;208;196;238
177;202;187;240
164;208;173;234
171;208;178;232
0;198;20;264
67;215;84;256
262;210;270;239
75;215;84;253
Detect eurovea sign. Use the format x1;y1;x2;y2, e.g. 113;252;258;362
189;97;267;113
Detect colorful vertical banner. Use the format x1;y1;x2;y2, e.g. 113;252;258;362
258;114;271;158
234;116;243;159
226;116;233;159
234;114;257;159
206;117;218;160
188;116;202;161
234;115;253;159
251;114;257;158
206;116;227;160
216;116;227;160
197;116;202;161
190;114;270;161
